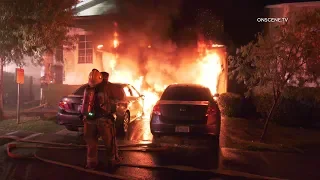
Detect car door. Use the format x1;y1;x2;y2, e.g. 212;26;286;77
128;85;144;118
110;84;127;118
123;85;137;118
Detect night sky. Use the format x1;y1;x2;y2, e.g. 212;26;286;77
174;0;315;46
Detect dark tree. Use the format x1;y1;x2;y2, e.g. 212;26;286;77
0;0;77;119
229;8;320;141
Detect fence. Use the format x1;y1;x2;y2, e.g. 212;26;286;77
4;72;40;108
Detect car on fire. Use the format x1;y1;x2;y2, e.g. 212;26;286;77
150;84;221;146
56;83;145;134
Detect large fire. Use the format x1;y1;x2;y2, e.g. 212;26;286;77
108;42;223;117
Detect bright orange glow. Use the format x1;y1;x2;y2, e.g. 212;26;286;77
113;39;119;48
97;44;103;49
212;44;224;48
108;41;223;117
195;51;222;95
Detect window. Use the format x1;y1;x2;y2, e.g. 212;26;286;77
161;86;212;101
55;47;63;63
123;86;132;97
129;86;140;97
78;35;93;64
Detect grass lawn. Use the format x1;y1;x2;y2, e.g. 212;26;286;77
222;117;320;153
0;117;64;134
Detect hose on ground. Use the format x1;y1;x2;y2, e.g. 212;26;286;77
3;136;285;180
0;135;153;148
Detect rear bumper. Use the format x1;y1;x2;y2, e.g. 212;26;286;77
56;112;83;127
150;123;220;136
150;114;220;136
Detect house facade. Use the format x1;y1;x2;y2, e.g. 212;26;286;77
263;1;320;88
264;1;320;35
43;27;115;85
42;0;118;85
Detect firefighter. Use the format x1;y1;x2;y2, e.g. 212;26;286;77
101;72;109;83
100;71;121;163
81;69;120;170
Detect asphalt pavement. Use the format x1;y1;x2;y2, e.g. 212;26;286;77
0;117;319;180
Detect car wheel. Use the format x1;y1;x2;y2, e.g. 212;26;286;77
65;125;78;131
116;112;130;136
153;134;161;139
211;135;221;169
123;112;130;133
212;135;220;147
151;131;161;139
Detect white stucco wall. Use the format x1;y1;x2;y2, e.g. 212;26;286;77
63;28;114;85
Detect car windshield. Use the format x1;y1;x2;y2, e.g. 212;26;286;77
161;86;212;101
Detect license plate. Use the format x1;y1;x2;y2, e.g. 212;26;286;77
175;126;190;133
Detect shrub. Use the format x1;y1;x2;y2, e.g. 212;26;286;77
252;94;274;119
218;93;243;117
43;84;81;107
252;87;320;127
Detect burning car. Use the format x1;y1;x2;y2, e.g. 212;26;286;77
56;83;144;134
150;84;221;146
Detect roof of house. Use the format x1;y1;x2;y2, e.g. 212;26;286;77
73;0;117;17
265;1;320;8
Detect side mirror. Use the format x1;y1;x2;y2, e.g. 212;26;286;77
140;94;145;99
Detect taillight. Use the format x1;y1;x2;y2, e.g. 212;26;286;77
206;104;218;125
206;104;217;116
152;103;161;115
59;101;71;111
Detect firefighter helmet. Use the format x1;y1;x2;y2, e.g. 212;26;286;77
88;69;102;87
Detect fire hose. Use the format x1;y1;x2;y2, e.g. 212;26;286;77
1;135;285;180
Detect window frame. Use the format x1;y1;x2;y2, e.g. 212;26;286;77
129;85;140;97
78;35;93;64
123;86;133;97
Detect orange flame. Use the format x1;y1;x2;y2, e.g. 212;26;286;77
113;39;119;48
108;41;223;117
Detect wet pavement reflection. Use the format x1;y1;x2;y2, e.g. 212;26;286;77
1;117;319;179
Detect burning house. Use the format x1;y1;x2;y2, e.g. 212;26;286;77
42;0;118;85
41;0;228;115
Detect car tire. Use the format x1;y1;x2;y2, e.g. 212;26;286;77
153;134;161;139
151;131;161;139
211;135;220;147
116;112;130;136
211;135;221;169
65;125;78;132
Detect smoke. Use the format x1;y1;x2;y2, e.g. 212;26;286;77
113;1;223;95
111;0;188;90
